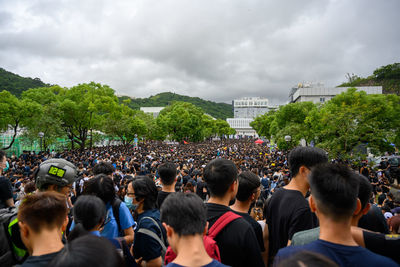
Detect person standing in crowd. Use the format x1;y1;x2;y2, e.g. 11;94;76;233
204;158;264;267
161;192;229;267
156;162;177;208
18;192;69;267
0;150;14;208
83;174;135;244
230;171;265;259
129;176;167;267
275;163;397;266
264;146;328;264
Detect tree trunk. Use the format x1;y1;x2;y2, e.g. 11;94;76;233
2;122;19;150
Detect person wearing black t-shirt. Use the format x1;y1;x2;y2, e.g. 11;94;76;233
204;159;264;267
230;171;266;265
157;162;177;208
265;146;328;264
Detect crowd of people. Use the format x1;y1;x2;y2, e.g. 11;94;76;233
0;139;399;267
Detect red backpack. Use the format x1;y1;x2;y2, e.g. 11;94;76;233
164;211;241;265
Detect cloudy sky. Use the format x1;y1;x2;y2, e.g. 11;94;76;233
0;0;399;104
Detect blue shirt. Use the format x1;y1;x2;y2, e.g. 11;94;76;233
133;209;167;261
166;259;229;267
101;202;136;239
275;239;397;267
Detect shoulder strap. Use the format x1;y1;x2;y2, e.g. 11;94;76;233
208;211;241;239
112;198;122;234
137;216;167;255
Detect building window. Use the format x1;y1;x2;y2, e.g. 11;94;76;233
320;97;325;102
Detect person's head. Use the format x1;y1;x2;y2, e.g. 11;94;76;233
309;163;361;223
236;171;261;203
161;193;207;251
35;158;78;196
68;195;107;241
93;161;114;176
84;174;116;204
353;173;373;223
278;251;338;267
129;176;158;212
158;162;177;186
388;215;400;234
18;192;68;253
288;147;328;179
204;158;238;199
50;235;124;267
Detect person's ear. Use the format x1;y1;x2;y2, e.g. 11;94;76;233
163;223;174;238
309;195;316;213
203;221;209;236
353;198;362;216
18;221;29;238
62;215;69;232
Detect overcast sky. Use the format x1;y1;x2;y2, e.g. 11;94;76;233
0;0;399;104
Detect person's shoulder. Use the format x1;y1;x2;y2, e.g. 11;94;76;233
275;244;302;260
291;227;320;246
357;246;398;266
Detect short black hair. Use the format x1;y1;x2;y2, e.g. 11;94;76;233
158;162;177;185
93;161;114;176
0;150;5;161
69;195;106;241
50;235;124;267
130;176;158;211
161;193;206;236
289;147;328;177
84;174;116;204
204;159;238;197
309;163;359;221
236;171;261;202
356;174;372;210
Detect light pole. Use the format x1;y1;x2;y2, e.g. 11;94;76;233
284;135;291;150
38;132;44;152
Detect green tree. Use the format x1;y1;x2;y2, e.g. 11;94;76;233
0;90;42;150
156;102;206;142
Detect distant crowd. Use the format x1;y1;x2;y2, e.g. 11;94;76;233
0;139;399;267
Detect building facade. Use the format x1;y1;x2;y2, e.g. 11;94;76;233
140;107;165;118
290;83;382;104
227;97;276;137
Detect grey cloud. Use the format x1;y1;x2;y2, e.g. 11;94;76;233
0;0;399;105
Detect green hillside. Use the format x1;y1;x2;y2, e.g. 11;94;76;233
337;63;400;95
119;92;233;120
0;68;50;97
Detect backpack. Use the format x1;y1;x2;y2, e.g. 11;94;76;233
164;211;241;265
0;207;28;266
137;216;167;262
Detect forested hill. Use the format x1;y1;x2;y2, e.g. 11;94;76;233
119;92;233;120
337;63;400;95
0;68;50;97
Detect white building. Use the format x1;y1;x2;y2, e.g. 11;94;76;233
140;107;165;118
290;82;382;104
227;97;276;137
227;118;257;137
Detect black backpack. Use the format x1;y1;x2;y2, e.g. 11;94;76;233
0;207;28;266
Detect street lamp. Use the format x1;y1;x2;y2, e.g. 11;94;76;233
38;132;44;152
284;135;291;149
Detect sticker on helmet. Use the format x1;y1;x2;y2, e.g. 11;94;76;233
48;165;66;178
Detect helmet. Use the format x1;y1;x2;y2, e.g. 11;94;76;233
35;158;78;190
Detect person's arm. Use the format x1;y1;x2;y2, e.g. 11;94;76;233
123;226;135;244
262;223;269;266
351;226;366;247
145;256;162;267
5;198;14;207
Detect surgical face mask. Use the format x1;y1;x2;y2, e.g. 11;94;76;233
124;195;137;211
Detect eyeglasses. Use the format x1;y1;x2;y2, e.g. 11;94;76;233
126;192;136;197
